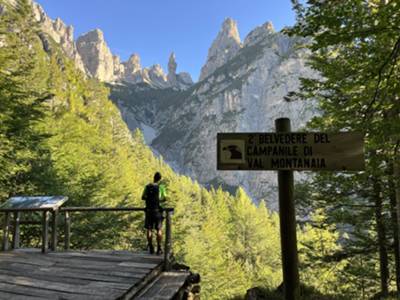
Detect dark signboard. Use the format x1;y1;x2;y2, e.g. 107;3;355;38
217;132;364;171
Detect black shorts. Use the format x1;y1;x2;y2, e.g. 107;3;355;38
144;210;164;230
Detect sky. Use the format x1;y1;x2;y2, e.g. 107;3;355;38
35;0;296;81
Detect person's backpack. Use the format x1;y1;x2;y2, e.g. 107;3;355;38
144;184;160;210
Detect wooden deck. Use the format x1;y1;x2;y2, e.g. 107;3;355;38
0;249;165;300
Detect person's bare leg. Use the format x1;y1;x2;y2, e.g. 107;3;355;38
156;228;163;254
147;229;154;253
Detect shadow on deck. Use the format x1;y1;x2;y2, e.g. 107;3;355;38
0;249;192;300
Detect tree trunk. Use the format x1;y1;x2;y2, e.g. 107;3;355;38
388;168;400;293
372;176;389;296
395;153;400;294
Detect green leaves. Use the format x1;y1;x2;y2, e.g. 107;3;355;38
288;0;400;297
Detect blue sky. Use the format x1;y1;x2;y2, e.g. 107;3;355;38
35;0;295;81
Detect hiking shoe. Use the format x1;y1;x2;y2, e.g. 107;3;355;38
156;247;163;255
149;244;155;254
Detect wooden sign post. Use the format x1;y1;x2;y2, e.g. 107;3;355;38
217;118;365;300
276;118;300;300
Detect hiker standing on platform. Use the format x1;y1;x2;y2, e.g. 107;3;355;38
141;172;167;255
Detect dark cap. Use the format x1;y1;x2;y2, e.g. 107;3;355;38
154;172;162;183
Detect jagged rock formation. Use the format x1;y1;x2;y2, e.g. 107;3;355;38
145;64;169;88
244;21;275;46
111;19;318;208
18;0;193;89
31;1;86;72
167;52;178;86
123;54;141;82
76;29;115;81
20;0;317;207
199;18;242;81
167;52;194;89
74;29;192;88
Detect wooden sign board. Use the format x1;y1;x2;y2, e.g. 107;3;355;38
0;196;68;210
217;132;364;171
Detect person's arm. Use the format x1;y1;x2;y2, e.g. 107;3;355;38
141;186;147;201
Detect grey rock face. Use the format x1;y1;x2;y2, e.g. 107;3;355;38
21;1;194;90
76;29;116;82
113;55;125;78
111;20;318;208
177;72;194;87
199;18;242;81
147;64;169;88
31;2;86;72
166;52;193;89
123;54;142;83
244;21;274;47
167;52;178;86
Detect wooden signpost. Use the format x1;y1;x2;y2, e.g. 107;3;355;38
217;118;365;300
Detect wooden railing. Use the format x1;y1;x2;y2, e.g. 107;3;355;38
0;207;174;271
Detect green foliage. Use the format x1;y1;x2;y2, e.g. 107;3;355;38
0;2;284;299
298;209;347;296
0;0;50;199
287;0;400;298
184;188;282;299
7;1;398;298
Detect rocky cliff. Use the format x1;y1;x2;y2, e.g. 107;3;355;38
31;1;86;72
24;0;193;89
110;19;318;208
199;18;242;81
11;0;317;206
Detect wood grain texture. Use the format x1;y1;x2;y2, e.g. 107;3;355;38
0;249;164;300
135;271;190;300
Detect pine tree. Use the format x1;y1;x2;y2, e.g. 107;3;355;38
288;1;400;296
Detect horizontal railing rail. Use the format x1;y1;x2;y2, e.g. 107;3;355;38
59;207;174;212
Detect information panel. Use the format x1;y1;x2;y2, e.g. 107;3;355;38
217;132;364;171
0;196;68;210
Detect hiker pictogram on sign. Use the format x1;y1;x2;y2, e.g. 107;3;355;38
220;139;245;164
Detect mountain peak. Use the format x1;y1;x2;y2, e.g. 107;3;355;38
243;21;275;47
168;52;177;74
221;18;240;41
76;29;115;81
80;29;104;42
199;17;242;81
127;53;141;68
167;52;177;85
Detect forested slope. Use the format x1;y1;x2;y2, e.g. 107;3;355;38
2;1;399;299
0;2;284;299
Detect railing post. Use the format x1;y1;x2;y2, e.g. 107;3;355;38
64;211;70;251
164;209;173;271
42;211;49;253
2;212;10;251
51;210;58;251
12;212;20;249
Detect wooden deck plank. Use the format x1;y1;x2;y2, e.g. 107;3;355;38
0;254;157;272
0;282;104;300
0;262;150;278
0;289;44;300
0;265;141;288
2;250;159;267
0;249;165;300
135;271;190;300
0;274;122;297
45;252;163;264
0;263;144;283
